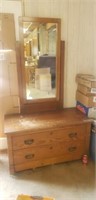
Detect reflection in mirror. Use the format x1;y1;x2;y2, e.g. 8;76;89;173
23;21;57;100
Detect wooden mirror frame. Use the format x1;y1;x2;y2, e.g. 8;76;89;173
18;17;64;114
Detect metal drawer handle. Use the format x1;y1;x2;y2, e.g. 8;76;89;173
24;139;34;145
25;154;34;159
69;132;77;138
68;146;77;152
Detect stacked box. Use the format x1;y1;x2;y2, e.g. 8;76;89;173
35;67;52;91
76;74;96;88
76;101;96;118
76;74;96;118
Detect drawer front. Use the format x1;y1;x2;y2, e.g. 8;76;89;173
13;140;85;165
13;131;52;150
12;125;86;150
51;125;85;142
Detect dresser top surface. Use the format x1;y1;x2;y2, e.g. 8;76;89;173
4;108;91;134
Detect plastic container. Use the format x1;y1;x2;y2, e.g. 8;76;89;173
90;120;96;162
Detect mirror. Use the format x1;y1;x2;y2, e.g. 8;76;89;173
24;21;57;100
19;17;62;113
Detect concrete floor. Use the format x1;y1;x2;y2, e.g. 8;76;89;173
0;152;96;200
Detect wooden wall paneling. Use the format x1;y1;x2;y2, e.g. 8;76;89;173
77;1;94;74
59;0;68;41
59;0;69;108
24;0;39;17
24;0;52;18
0;13;16;50
93;2;96;76
51;0;60;18
38;0;52;17
65;1;80;107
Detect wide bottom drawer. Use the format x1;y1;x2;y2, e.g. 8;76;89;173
14;152;84;172
13;141;85;165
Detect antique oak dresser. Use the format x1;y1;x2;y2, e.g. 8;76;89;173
4;108;91;174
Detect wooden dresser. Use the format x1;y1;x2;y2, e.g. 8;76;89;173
4;108;92;174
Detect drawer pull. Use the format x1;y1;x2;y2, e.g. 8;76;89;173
25;154;34;159
69;132;77;138
68;146;77;152
24;139;34;145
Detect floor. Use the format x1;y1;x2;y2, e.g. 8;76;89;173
0;152;96;200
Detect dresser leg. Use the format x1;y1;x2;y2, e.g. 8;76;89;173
9;165;15;174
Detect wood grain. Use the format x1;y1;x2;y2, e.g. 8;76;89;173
5;108;92;174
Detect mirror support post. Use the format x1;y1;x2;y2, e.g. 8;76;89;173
59;40;65;109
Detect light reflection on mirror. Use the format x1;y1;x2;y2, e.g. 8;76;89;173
23;21;57;100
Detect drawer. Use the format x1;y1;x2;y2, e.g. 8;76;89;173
12;125;85;150
12;131;52;150
50;125;85;142
13;140;85;165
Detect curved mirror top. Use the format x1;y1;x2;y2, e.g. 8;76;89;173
20;18;60;101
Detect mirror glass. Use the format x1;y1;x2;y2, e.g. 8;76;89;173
20;18;60;100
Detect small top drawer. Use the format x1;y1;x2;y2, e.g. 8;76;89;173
52;125;86;142
12;124;86;150
12;131;54;150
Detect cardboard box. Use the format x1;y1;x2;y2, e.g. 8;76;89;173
16;195;55;200
35;68;51;90
76;74;95;79
39;74;52;91
76;91;96;107
77;84;96;96
35;74;52;91
35;68;50;75
76;101;96;118
76;74;96;88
